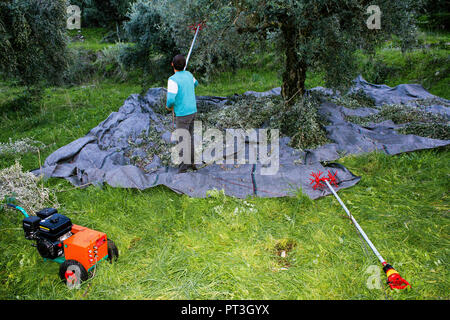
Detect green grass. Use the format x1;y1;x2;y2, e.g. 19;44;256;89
0;29;449;300
0;80;141;171
357;31;450;99
357;48;450;99
196;69;281;97
67;28;115;51
195;69;325;97
0;150;448;299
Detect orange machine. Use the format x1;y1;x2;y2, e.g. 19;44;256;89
64;225;109;272
59;224;118;285
9;204;118;286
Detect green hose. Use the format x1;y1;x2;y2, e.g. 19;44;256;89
6;204;29;218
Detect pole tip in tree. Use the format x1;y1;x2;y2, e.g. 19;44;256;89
382;262;411;290
188;21;207;32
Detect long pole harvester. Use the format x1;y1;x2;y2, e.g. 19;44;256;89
309;170;411;290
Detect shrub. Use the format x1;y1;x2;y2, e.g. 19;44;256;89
0;0;69;86
70;0;136;28
362;58;403;84
122;0;178;79
63;48;98;85
95;43;130;80
0;138;48;157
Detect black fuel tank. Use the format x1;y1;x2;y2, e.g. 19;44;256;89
38;214;72;241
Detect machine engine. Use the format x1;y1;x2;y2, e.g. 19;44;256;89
22;208;73;260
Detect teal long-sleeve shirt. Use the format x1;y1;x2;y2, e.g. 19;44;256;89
166;71;199;117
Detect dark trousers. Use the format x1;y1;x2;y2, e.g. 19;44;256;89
176;112;196;170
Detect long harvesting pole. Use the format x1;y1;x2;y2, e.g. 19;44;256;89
184;25;200;71
309;170;411;290
324;179;385;264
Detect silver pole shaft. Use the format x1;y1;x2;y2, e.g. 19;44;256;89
184;26;200;71
325;180;385;264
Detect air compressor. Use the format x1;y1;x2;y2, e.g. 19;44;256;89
7;204;118;286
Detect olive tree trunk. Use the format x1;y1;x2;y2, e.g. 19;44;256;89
281;21;307;105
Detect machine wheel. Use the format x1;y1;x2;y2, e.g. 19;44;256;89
59;259;89;285
107;239;119;263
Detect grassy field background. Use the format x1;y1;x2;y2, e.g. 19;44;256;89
0;29;448;300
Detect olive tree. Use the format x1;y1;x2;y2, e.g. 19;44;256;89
0;0;69;86
120;0;419;103
70;0;135;28
174;0;418;102
122;0;179;76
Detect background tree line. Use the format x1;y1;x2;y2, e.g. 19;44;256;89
0;0;448;105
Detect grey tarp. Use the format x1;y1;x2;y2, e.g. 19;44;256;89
32;76;449;199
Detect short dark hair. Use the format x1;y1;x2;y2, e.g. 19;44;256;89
172;54;186;71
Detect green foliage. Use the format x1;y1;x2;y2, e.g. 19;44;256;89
0;0;69;86
372;104;447;125
67;28;113;51
416;0;450;31
94;43;130;81
362;59;404;85
332;90;376;109
62;48;98;85
85;1;424;99
0;161;59;216
398;123;450;141
359;48;450;94
122;0;178;78
0;26;448;297
0;87;43;119
345;103;450;140
168;0;419;98
70;0;136;28
0;194;17;213
0;138;47;157
0;149;449;299
0;81;143;172
281;97;330;150
126;124;173;170
198;95;284;130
